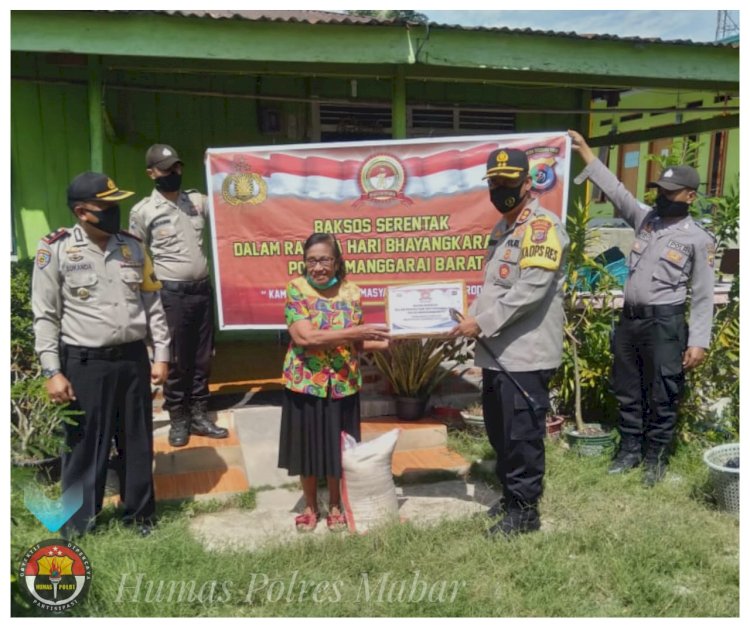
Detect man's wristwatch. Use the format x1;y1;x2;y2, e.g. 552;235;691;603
42;368;61;379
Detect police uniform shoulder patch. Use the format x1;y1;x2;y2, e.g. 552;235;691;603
118;229;143;242
42;228;69;244
519;216;562;271
35;247;52;270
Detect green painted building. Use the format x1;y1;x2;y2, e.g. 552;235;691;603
11;10;738;259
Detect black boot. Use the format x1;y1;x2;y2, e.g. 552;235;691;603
168;407;190;448
486;499;540;538
643;444;669;487
189;400;229;439
608;435;643;474
486;496;505;519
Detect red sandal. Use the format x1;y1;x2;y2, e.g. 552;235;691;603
326;505;347;532
295;508;319;533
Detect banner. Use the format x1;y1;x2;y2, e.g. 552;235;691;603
205;132;571;329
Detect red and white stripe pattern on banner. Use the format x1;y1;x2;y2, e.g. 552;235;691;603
208;142;502;201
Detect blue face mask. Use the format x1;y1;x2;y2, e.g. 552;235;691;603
306;275;340;290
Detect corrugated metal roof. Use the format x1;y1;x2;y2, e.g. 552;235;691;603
115;10;736;48
151;10;405;26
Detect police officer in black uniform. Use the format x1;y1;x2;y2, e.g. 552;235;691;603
129;145;228;447
32;172;170;536
569;130;716;486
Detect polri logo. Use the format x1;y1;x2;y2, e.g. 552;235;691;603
18;539;92;613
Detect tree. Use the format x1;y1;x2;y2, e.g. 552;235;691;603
346;10;428;23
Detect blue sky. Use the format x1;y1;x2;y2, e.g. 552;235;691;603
420;10;739;43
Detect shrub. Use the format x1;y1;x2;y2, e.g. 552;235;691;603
10;260;76;464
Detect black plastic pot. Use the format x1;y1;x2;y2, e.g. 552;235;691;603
395;396;428;421
15;456;62;484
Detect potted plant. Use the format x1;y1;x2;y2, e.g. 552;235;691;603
372;337;468;420
553;200;618;455
11;260;77;478
460;400;484;428
461;399;566;438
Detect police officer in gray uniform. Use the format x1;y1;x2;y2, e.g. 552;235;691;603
32;171;170;536
129;144;228;447
568;130;715;486
451;148;569;536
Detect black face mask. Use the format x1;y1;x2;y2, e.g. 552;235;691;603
85;205;121;235
654;193;690;218
155;171;182;193
490;185;526;214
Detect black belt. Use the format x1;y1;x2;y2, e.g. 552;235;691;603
621;303;685;320
62;340;144;362
160;278;210;295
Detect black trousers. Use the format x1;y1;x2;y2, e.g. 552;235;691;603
612;312;687;449
482;368;554;508
160;281;214;411
61;341;154;535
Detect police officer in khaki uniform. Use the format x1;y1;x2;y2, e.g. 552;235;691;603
129;145;227;447
451;148;569;536
32;172;170;536
568;130;715;486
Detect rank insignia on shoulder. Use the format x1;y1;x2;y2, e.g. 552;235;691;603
516;208;533;224
42;228;69;244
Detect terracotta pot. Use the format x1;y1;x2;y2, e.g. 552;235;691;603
545;414;565;439
431;405;463;424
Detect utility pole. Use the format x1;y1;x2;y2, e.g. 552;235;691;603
715;11;739;41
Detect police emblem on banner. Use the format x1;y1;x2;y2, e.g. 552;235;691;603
222;158;268;206
354;154;412;207
18;539;92;613
526;146;561;193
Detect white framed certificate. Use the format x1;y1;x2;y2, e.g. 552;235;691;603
385;280;467;337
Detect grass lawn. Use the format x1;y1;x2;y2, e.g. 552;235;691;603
11;432;738;617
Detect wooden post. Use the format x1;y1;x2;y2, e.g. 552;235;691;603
392;66;407;139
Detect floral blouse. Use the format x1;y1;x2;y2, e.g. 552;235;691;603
282;276;363;399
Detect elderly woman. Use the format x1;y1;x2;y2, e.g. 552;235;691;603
278;232;389;532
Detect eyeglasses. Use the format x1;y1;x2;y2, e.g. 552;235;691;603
304;256;335;268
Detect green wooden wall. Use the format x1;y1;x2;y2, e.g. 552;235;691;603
12;49;589;259
587;88;739;215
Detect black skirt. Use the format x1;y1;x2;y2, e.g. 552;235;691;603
278;388;361;479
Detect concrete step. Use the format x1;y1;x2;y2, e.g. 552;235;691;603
361;416;448;452
392;447;471;481
135;406;468;502
151;411;250;501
